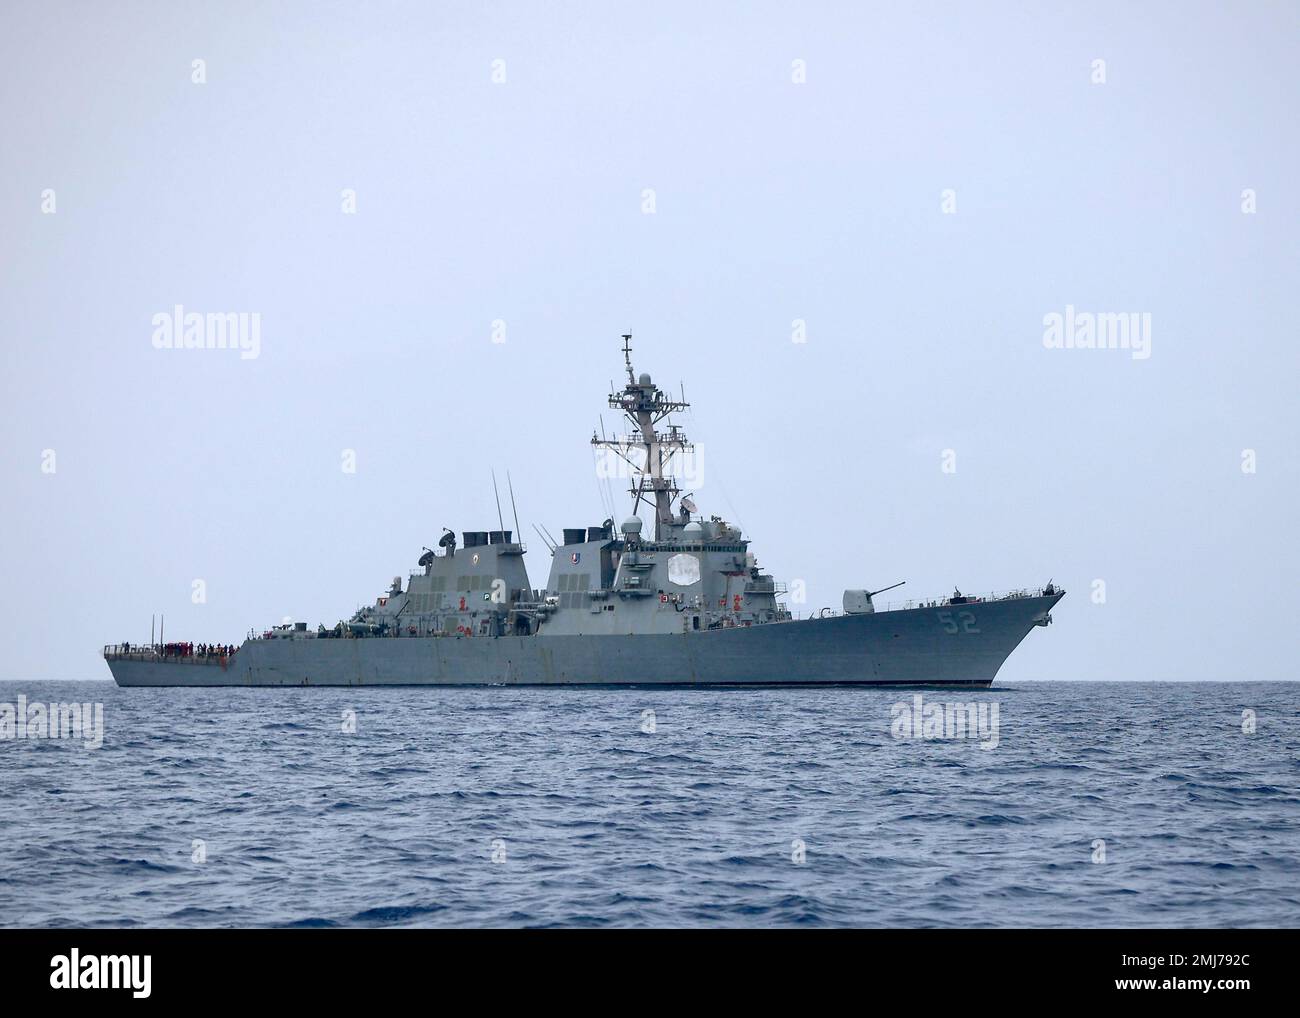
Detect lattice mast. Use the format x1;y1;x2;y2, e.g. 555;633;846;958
590;334;692;541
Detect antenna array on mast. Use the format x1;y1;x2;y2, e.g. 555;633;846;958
591;333;693;541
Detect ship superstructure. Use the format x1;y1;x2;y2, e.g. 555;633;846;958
105;337;1062;687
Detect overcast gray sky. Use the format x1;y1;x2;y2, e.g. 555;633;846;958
1;1;1296;681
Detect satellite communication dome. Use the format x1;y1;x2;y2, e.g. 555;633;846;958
622;516;643;535
683;521;703;537
638;372;652;386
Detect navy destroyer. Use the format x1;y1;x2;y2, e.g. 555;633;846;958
105;337;1062;687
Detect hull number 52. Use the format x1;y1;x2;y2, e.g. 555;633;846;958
938;610;979;634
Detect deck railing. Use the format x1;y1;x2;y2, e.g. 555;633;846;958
103;645;234;664
792;587;1061;620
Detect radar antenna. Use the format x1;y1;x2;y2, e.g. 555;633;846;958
591;333;693;541
622;333;635;385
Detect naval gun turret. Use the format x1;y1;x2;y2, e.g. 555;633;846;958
842;581;907;615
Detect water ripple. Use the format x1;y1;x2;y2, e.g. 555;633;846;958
0;680;1297;927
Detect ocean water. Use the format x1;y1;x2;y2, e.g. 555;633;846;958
0;679;1296;928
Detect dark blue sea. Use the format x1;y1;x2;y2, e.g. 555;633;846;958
1;680;1296;928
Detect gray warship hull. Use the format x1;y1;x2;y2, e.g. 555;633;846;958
106;593;1061;688
105;338;1065;687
